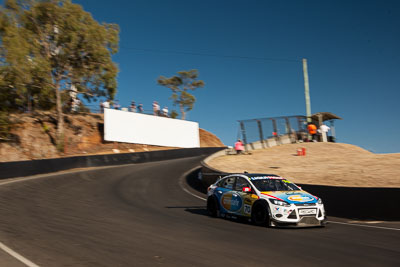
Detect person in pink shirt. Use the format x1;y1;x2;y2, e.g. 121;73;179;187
234;139;245;154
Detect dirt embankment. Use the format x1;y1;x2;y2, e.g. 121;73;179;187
0;112;224;162
208;142;400;188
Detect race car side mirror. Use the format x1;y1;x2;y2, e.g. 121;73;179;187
242;187;251;193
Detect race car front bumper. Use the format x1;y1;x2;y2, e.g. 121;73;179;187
271;216;327;228
269;203;326;227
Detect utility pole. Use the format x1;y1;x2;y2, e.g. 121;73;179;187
302;58;312;122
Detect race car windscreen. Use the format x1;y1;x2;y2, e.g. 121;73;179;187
251;178;300;191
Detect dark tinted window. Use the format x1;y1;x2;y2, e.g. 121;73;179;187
218;177;235;190
235;177;250;191
252;179;300;191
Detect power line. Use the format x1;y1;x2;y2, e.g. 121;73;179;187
119;46;301;63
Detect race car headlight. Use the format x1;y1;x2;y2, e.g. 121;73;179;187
270;199;291;207
317;198;323;204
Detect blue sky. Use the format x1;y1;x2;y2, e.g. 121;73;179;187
20;1;400;152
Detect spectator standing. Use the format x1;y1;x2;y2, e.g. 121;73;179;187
307;123;318;142
130;100;137;112
103;100;110;109
71;98;80;113
234;139;245;154
100;101;104;113
113;100;121;110
138;103;144;113
319;123;331;142
69;85;78;112
152;101;160;115
162;106;169;117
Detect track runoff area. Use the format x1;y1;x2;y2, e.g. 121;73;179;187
0;157;399;266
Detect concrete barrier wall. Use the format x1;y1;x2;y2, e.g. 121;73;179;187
247;134;294;150
200;156;400;221
0;147;225;180
296;184;400;221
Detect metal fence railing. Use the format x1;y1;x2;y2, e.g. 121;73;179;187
238;115;308;151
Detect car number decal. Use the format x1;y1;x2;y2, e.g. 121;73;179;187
244;204;251;215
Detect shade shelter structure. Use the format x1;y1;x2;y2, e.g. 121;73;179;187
237;112;342;152
311;112;342;142
311;112;342;123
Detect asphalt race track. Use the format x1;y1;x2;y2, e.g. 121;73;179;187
0;156;399;266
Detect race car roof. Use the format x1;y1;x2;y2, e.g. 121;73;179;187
243;173;280;177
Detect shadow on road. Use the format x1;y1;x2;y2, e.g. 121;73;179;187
166;205;208;216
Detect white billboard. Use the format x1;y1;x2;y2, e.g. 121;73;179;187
104;109;200;148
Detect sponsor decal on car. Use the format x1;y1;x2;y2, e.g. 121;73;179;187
244;199;252;204
283;209;292;215
221;193;242;212
261;192;285;201
250;176;283;180
288;195;315;202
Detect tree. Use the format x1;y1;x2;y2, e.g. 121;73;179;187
0;0;119;149
157;69;204;120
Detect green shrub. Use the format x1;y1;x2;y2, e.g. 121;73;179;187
170;110;179;119
42;123;49;133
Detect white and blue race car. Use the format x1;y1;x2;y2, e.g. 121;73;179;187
207;173;326;227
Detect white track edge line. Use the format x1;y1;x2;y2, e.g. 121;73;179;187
0;164;131;187
181;186;207;201
327;221;400;231
0;242;40;267
179;172;400;232
0;166;123;267
0;164;135;267
178;166;207;201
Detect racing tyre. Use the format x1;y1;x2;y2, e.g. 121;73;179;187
251;201;270;226
207;196;219;217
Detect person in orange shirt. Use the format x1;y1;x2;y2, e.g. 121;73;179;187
307;123;318;142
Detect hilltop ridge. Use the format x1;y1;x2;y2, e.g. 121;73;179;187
208;142;400;188
0;112;224;162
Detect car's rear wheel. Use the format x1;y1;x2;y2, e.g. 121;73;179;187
207;196;219;217
251;201;270;226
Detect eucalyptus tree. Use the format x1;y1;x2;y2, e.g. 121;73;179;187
0;0;119;149
157;69;204;120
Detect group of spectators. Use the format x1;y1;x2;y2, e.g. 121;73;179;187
129;101;144;113
100;99;169;117
233;121;332;155
306;122;331;142
152;101;169;117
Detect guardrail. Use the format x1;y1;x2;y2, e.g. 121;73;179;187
0;147;225;180
199;152;400;221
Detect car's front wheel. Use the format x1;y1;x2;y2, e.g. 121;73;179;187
251;201;270;226
207;196;219;217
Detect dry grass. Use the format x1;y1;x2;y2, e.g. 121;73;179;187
207;142;400;188
0;112;225;162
